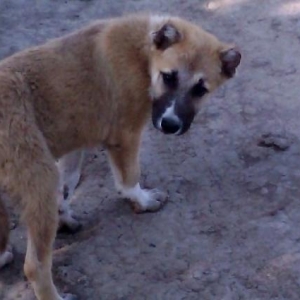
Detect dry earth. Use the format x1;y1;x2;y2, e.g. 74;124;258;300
1;0;300;299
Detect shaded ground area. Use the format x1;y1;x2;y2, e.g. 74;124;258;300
1;0;300;299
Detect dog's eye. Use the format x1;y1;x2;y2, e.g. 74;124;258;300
161;71;178;89
190;79;208;98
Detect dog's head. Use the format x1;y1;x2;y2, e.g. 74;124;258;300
149;16;241;135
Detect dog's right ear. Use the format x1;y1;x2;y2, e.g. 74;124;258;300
152;23;181;50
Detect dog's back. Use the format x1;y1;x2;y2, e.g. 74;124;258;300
0;15;154;160
0;21;110;157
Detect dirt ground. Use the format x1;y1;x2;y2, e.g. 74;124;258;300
1;0;300;299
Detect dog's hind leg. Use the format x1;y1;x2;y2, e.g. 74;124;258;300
0;198;13;268
0;73;76;299
56;150;84;233
4;129;75;300
17;146;76;300
106;132;168;213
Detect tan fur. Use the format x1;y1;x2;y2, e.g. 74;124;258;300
0;14;240;299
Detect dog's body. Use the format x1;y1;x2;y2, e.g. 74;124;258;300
0;14;240;300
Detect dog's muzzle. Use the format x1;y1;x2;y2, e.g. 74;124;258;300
152;92;195;135
160;116;182;134
152;95;182;135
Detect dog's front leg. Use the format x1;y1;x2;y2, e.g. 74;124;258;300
106;134;168;213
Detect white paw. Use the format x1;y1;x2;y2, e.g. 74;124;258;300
0;245;14;269
131;188;168;213
120;184;168;213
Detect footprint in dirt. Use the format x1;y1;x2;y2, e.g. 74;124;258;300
238;131;296;167
257;132;292;152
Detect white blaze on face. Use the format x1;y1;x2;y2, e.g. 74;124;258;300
158;101;182;132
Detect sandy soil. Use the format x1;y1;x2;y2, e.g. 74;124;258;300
1;0;300;299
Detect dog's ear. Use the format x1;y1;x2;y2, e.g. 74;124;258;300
220;47;241;78
152;23;181;50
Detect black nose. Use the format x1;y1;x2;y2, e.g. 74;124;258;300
161;117;181;134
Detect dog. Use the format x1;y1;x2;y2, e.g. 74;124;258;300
0;13;241;300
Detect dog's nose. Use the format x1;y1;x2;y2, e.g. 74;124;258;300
161;117;182;134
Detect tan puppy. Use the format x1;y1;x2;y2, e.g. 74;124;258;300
0;14;241;300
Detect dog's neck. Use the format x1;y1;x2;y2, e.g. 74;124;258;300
97;15;153;100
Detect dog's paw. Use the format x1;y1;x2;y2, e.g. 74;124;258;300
58;214;82;234
130;189;168;213
0;245;14;269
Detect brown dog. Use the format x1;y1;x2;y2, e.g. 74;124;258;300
0;14;241;300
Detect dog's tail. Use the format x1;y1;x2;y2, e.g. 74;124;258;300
0;197;9;253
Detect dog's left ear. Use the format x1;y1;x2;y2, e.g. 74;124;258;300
220;47;241;78
152;23;181;50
